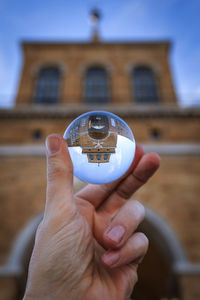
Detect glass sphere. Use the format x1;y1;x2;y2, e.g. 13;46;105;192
63;111;135;184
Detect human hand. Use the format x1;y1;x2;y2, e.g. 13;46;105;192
24;134;160;300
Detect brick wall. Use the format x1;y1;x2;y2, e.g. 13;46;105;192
15;42;177;106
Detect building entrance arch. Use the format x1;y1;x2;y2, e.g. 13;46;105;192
132;207;185;299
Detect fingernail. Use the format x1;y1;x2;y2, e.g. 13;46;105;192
106;225;125;243
103;252;120;266
46;135;61;155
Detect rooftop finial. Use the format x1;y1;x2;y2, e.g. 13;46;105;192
90;8;101;42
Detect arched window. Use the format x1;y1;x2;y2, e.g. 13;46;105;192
84;67;109;104
34;67;61;104
133;66;158;103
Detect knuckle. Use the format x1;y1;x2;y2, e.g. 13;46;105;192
47;158;70;181
50;205;76;228
35;220;47;242
134;271;138;284
35;221;43;240
126;268;138;294
137;232;149;249
48;167;66;182
133;200;145;220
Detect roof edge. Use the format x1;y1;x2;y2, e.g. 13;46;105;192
21;40;171;48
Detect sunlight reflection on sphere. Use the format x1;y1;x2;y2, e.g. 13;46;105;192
63;111;136;184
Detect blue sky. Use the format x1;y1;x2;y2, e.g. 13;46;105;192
0;0;200;107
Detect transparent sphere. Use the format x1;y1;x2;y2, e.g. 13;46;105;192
63;111;136;184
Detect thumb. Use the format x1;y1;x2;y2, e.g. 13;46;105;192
45;134;74;213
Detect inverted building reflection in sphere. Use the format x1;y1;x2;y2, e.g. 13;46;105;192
63;111;136;184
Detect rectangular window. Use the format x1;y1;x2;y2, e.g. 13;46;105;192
111;118;115;127
104;154;109;160
81;118;86;127
89;154;94;160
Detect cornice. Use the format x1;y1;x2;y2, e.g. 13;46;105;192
0;105;200;119
22;40;170;46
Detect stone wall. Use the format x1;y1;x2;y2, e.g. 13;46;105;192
0;107;200;299
0;152;200;264
15;42;177;106
0;107;199;145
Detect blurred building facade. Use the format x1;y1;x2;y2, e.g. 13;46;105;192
0;14;200;300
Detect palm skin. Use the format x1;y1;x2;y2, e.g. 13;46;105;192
24;135;160;300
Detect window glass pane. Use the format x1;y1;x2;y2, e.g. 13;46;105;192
81;118;86;127
104;154;109;160
34;67;60;104
133;67;158;103
111;118;115;127
84;67;109;104
97;154;101;160
89;154;94;160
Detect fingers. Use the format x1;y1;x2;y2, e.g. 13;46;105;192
97;152;160;215
102;232;149;268
103;200;145;249
101;201;148;270
76;145;145;208
115;152;160;199
45;134;75;214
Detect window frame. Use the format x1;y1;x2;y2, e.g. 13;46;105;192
132;66;159;104
34;66;61;105
84;66;110;104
